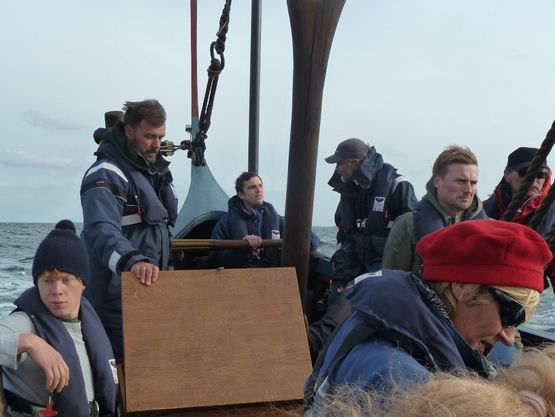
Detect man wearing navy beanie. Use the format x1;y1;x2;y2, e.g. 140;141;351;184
32;219;90;285
0;220;117;417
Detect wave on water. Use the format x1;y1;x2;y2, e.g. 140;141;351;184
0;223;554;337
1;265;27;273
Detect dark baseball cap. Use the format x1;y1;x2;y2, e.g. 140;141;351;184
507;147;547;171
325;138;369;163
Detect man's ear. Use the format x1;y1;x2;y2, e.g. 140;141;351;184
432;174;441;189
237;191;245;201
503;167;511;182
124;124;134;141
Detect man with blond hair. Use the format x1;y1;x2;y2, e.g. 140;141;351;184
383;145;486;273
304;220;551;412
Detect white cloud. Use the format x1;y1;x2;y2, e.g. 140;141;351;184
0;150;80;170
21;111;88;131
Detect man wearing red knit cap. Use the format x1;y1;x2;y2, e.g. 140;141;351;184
304;219;552;412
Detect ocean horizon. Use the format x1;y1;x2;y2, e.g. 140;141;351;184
1;222;554;336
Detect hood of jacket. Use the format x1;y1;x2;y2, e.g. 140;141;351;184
347;270;488;374
93;121;170;173
227;195;255;218
328;147;385;192
422;177;484;224
490;167;552;211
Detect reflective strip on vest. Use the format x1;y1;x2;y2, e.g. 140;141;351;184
121;213;142;227
108;252;121;273
84;162;128;183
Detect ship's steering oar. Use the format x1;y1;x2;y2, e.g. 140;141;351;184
283;0;345;312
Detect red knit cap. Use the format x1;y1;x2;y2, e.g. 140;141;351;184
416;219;552;293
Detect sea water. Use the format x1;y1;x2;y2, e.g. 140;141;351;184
1;223;554;335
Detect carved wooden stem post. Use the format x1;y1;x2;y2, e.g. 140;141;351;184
282;0;345;311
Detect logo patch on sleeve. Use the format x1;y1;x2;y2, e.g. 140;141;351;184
373;196;385;212
109;359;119;384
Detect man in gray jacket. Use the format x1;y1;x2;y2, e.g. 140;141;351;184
80;99;178;362
383;145;486;273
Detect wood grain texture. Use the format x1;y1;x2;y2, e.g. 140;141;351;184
121;267;311;413
282;0;346;309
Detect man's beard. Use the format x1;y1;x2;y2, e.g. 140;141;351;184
129;137;158;165
144;152;158;164
340;174;352;183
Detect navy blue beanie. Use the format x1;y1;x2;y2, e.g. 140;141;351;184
32;220;90;285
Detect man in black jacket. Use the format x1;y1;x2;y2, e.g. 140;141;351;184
325;138;417;306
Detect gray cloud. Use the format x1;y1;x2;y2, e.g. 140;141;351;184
0;150;77;169
22;111;88;131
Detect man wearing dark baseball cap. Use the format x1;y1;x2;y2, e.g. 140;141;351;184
324;138;417;306
484;146;551;226
304;220;552;413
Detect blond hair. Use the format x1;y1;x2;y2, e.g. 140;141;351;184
314;376;538;417
495;345;555;416
427;282;493;318
427;282;540;324
311;345;555;417
491;285;541;324
432;145;478;177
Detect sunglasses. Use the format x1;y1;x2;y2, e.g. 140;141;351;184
488;287;526;328
515;167;548;179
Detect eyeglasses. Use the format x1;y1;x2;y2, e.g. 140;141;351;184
488;287;526;328
514;168;548;179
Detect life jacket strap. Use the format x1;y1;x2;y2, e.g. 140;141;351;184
121;213;142;226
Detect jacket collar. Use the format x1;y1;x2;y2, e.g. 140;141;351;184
94;121;170;173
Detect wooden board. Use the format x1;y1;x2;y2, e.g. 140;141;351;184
121;267;311;413
120;397;301;417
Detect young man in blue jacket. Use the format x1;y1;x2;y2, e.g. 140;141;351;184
209;171;319;268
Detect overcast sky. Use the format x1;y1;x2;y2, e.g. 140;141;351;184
1;1;555;226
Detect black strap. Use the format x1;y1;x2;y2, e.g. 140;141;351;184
4;389;100;417
303;321;377;412
3;389;44;414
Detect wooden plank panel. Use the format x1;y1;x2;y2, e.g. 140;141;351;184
122;268;311;413
125;401;301;417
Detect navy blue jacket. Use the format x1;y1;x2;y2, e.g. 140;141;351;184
330;148;417;281
14;288;117;417
209;196;283;267
80;121;178;361
307;270;489;411
414;198;488;241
